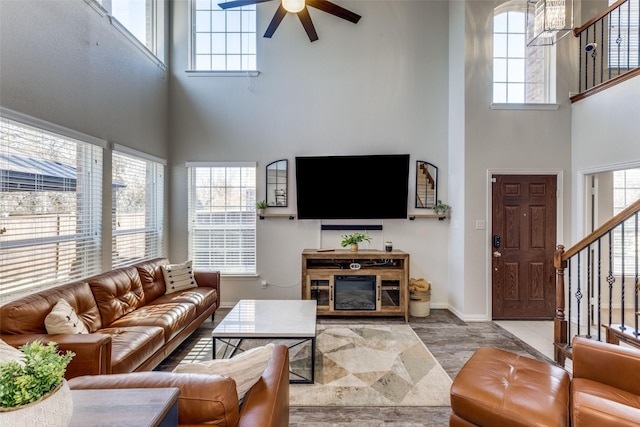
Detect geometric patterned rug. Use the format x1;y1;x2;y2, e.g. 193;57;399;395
289;324;452;406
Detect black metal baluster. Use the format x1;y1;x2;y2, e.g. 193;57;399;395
626;0;631;70
591;29;597;89
598;238;602;341
621;220;626;331
587;243;592;338
635;212;639;336
608;11;613;81
608;230;615;326
578;32;583;91
577;252;583;336
600;19;605;85
568;261;572;343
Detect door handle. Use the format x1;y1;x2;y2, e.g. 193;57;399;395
493;251;502;258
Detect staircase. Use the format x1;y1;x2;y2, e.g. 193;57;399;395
553;199;640;366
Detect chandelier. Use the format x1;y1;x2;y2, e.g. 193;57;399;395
527;0;574;46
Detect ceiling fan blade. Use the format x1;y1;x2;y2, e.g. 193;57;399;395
298;7;319;42
264;4;288;38
306;0;361;24
218;0;273;10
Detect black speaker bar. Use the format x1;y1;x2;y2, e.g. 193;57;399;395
320;225;383;231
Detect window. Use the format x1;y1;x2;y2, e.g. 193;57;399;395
187;163;257;274
608;0;640;69
112;147;165;269
493;2;554;103
0;115;103;298
191;0;257;71
613;169;640;275
91;0;166;62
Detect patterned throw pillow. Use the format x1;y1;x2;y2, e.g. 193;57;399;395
162;260;198;295
173;343;275;401
44;299;89;334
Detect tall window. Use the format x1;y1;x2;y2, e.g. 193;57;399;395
91;0;165;62
493;2;553;103
112;148;165;269
613;168;640;275
0;116;103;298
187;163;257;274
191;0;257;71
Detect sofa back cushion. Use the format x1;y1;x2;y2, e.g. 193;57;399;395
88;266;145;326
0;281;102;334
134;258;169;303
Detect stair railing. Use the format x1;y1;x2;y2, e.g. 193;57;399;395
554;198;640;366
571;0;640;102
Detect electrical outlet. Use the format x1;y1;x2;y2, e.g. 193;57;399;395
260;280;267;289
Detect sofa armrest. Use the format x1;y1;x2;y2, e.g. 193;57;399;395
238;344;289;427
572;336;640;395
69;371;240;427
194;270;220;295
1;333;112;379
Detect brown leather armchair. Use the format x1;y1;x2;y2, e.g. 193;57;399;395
69;344;290;427
571;336;640;426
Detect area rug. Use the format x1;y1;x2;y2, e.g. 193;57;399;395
289;324;452;407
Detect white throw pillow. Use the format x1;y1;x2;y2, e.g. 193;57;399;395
44;299;89;334
173;343;275;401
0;338;24;365
162;260;198;295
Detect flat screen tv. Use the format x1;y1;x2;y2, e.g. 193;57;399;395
295;154;410;219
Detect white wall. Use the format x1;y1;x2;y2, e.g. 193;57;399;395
0;1;168;156
169;0;452;306
459;0;574;319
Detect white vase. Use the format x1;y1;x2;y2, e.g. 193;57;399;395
0;379;73;427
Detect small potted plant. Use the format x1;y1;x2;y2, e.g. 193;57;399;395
340;231;372;252
0;341;75;426
433;200;451;219
255;200;268;216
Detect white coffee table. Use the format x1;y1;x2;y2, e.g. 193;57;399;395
212;299;317;383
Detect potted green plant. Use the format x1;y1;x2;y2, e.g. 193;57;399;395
433;200;451;219
340;231;372;252
255;200;268;216
0;341;75;426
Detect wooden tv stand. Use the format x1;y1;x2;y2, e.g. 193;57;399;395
301;249;410;321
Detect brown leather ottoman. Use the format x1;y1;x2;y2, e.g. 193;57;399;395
450;347;570;427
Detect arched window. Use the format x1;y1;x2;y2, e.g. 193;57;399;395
493;1;555;104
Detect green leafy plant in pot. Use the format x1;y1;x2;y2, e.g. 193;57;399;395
340;231;372;252
255;200;268;216
0;341;75;426
432;200;451;219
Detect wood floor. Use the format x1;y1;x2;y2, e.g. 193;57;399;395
157;308;553;427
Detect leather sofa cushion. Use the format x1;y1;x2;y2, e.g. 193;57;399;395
572;378;640;427
98;326;165;374
148;288;218;317
135;258;170;303
89;267;145;326
450;347;570;427
0;281;102;334
108;302;197;343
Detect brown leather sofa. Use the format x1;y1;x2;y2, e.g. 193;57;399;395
69;344;290;427
0;258;219;379
450;337;640;426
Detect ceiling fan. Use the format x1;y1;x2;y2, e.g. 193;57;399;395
218;0;361;42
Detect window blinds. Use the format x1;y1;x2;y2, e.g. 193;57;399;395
613;169;640;275
608;0;640;68
187;163;256;275
112;150;165;269
0;116;103;298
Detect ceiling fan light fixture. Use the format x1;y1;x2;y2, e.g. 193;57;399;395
282;0;304;13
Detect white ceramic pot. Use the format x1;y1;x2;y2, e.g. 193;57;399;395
0;379;73;427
